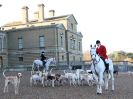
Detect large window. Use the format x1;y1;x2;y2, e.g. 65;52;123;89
71;23;73;30
3;37;6;49
18;57;23;62
73;56;75;62
78;41;81;51
70;37;75;50
18;37;23;49
80;57;82;61
0;38;2;51
60;33;63;47
60;36;63;47
70;38;72;49
62;55;64;61
0;35;7;51
73;39;75;49
39;36;45;48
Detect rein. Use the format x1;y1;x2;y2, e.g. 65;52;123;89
91;54;101;76
93;58;100;65
91;54;101;65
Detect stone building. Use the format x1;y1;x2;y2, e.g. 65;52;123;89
1;4;83;66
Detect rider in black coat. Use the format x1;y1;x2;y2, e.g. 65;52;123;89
40;51;46;67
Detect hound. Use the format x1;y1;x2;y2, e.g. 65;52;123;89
46;74;56;87
3;70;22;95
58;74;68;86
45;68;61;87
79;72;95;86
64;70;78;86
30;71;46;87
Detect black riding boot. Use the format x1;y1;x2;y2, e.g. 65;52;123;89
105;63;109;73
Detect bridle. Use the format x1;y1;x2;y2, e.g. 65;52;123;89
91;53;101;65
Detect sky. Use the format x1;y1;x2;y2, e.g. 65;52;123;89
0;0;133;54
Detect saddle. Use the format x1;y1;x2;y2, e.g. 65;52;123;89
42;60;46;67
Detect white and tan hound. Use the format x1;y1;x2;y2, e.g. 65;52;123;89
3;70;22;95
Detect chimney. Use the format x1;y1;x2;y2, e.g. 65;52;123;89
49;10;55;17
34;11;39;20
21;6;29;24
38;4;44;22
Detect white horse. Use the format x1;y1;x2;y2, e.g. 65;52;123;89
90;45;114;95
32;58;56;72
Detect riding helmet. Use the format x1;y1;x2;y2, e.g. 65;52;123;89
96;40;101;44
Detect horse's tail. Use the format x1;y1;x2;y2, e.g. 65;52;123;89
50;68;53;74
3;70;6;78
64;70;67;74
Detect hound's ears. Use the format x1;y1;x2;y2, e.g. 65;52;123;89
90;45;92;48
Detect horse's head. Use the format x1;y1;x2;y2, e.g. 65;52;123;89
46;58;56;65
51;58;56;64
45;57;56;71
90;44;97;60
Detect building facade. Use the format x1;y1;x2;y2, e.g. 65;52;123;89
0;30;8;67
1;4;83;66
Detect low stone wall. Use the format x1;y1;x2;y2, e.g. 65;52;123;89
1;64;133;72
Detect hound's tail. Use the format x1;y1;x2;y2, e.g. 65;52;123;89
3;70;6;78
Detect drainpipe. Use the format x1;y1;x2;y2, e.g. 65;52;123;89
65;30;69;66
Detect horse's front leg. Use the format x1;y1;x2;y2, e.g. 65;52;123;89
96;81;102;95
45;65;48;71
97;73;103;94
104;73;109;90
110;71;114;91
93;73;98;84
96;83;100;94
37;65;40;71
93;74;100;94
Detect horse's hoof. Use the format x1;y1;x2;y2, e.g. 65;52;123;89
97;93;102;95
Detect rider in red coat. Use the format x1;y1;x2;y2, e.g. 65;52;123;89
96;40;109;72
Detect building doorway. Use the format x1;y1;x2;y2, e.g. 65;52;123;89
0;56;3;68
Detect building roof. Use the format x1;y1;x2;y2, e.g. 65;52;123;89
2;14;77;27
2;21;23;27
77;32;83;37
45;14;78;24
5;23;65;32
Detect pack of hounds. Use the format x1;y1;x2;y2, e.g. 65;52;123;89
30;68;96;87
2;68;119;95
2;68;97;95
